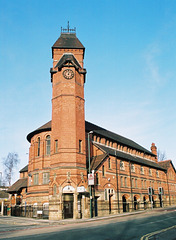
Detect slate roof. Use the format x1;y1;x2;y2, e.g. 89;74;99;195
93;143;166;171
52;33;85;50
90;153;108;170
7;178;27;194
27;120;154;156
27;121;51;142
85;121;155;156
158;160;176;173
19;165;28;173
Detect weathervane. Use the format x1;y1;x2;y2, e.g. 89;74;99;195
61;21;76;33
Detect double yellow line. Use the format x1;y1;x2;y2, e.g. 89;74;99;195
140;225;176;240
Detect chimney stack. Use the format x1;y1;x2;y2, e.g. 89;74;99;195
151;143;158;162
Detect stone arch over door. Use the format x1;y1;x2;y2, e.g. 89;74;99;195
133;194;140;210
143;196;147;210
122;195;129;213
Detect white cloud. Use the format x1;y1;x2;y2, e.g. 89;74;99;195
144;43;162;85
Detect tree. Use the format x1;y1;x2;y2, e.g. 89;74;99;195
157;149;167;162
3;152;20;186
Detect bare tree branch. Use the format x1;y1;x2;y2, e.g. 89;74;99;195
2;152;20;186
157;149;167;162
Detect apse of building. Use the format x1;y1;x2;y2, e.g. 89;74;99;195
7;27;176;220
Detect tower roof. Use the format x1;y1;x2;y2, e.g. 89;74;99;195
52;33;85;52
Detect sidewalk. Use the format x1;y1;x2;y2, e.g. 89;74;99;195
1;205;175;226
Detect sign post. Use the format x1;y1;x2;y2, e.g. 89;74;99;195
88;173;94;186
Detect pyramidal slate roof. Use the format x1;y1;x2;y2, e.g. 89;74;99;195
27;120;154;156
52;33;85;51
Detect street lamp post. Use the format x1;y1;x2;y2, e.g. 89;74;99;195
88;131;93;218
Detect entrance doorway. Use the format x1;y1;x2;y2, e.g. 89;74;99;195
134;196;138;210
122;195;127;212
143;196;147;210
159;194;163;208
94;197;98;217
63;194;73;219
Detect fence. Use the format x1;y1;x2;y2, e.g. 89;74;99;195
11;205;49;219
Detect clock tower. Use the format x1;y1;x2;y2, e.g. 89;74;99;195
49;25;88;220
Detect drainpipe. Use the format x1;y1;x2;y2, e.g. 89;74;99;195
88;131;93;218
129;161;133;211
166;171;171;205
115;151;120;213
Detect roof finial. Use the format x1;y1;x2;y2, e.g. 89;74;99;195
61;21;76;33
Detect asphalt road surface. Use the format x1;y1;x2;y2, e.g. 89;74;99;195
0;207;176;240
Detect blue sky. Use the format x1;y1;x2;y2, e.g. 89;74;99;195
0;0;176;184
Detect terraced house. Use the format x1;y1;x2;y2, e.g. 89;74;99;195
8;26;176;220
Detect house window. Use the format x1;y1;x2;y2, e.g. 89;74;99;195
144;180;146;188
102;165;105;177
124;177;127;187
131;164;135;172
120;161;124;170
108;158;111;169
141;166;144;174
132;178;134;188
104;189;108;201
79;140;82;153
34;173;39;185
37;137;40;156
55;140;58;153
43;172;50;184
46;135;51;155
141;180;143;189
156;170;159;178
96;173;99;185
121;176;123;187
53;184;57;196
149;168;152;176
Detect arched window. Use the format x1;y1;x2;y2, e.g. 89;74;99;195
37;137;40;156
55;139;58;153
53;184;57;196
46;135;51;155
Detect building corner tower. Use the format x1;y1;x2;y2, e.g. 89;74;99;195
49;28;88;220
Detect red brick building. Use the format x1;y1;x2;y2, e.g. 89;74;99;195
9;27;176;220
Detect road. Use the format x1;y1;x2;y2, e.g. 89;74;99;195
0;207;176;239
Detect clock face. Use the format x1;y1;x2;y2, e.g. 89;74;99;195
63;69;74;79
